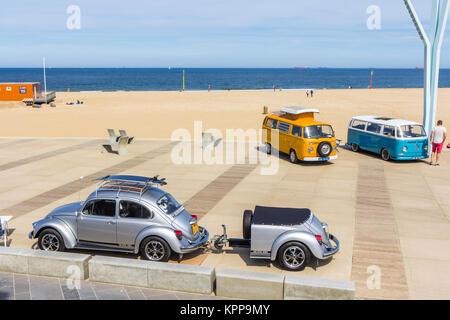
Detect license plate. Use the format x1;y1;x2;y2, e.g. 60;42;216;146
318;157;330;161
192;222;198;235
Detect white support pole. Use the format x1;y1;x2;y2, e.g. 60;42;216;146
403;0;450;138
429;0;450;136
403;0;431;134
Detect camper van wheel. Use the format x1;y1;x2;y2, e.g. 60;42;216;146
289;149;298;163
265;143;272;154
381;148;390;161
351;143;359;152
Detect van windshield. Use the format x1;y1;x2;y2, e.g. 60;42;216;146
397;125;426;138
156;193;181;214
304;125;334;139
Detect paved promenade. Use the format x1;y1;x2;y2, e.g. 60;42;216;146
0;272;219;300
1;138;449;299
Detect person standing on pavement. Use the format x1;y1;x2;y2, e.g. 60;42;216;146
430;120;447;166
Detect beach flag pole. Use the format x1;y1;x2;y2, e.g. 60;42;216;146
403;0;450;136
43;56;48;104
182;69;185;91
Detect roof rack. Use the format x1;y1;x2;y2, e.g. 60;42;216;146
94;175;167;198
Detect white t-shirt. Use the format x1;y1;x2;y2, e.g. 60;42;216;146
432;126;447;144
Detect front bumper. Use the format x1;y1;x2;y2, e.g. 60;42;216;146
180;227;209;253
303;155;338;162
322;234;339;258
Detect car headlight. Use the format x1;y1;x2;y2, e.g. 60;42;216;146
308;147;313;153
402;146;407;152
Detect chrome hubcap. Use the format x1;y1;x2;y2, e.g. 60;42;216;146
41;234;60;251
283;246;305;268
145;241;165;260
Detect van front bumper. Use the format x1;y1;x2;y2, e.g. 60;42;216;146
303;155;338;162
393;154;428;161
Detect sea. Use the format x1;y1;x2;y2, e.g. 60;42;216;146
1;68;450;92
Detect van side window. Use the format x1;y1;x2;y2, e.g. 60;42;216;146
383;125;395;137
278;121;291;133
265;118;278;129
292;126;302;137
366;122;381;134
351;120;366;130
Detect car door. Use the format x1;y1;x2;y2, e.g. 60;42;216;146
290;125;304;158
116;200;155;246
77;199;117;244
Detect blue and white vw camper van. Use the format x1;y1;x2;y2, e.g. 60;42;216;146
347;116;429;161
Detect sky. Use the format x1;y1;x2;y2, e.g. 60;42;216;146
0;0;449;68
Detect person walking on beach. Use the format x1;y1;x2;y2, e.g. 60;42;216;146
208;84;211;92
430;120;447;166
310;89;314;98
306;90;309;98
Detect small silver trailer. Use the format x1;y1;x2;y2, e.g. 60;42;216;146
212;206;339;271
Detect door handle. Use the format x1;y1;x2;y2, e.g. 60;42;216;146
107;221;116;225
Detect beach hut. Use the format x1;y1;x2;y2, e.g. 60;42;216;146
0;82;55;105
0;82;40;102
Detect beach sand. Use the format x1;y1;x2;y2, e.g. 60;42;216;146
0;88;449;139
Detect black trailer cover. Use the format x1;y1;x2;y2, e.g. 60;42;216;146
252;206;311;226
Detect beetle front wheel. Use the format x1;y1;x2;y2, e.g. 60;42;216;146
38;229;65;252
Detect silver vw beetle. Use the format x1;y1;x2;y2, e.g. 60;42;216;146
28;175;209;262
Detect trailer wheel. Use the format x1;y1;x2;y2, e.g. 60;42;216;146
242;210;253;239
277;241;311;271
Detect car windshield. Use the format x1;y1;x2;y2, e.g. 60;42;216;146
304;125;334;139
397;125;426;138
156;193;181;214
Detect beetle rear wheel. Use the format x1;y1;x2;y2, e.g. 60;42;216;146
140;237;171;262
277;242;311;271
38;229;65;252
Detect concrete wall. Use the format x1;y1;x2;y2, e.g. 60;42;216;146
0;247;91;279
216;268;284;300
284;274;355;300
0;248;355;299
89;255;215;294
147;261;215;294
